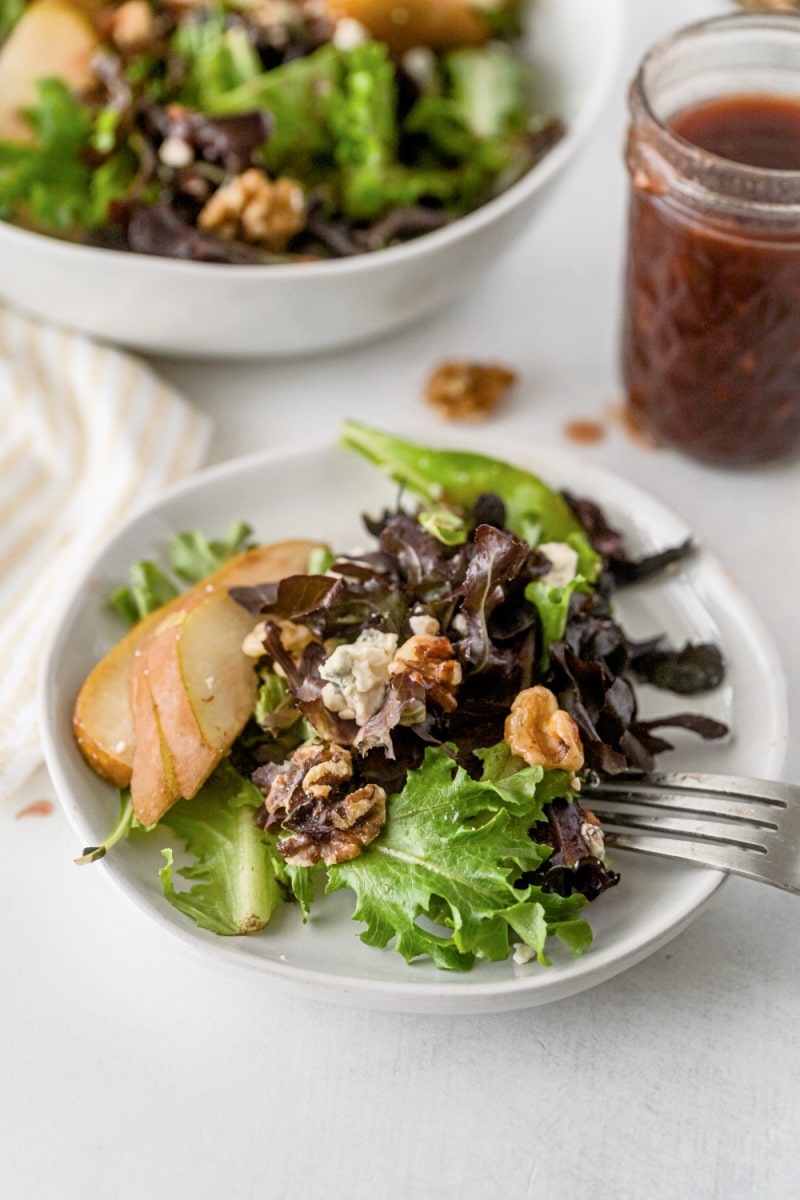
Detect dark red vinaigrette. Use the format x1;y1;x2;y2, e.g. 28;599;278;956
15;800;54;819
671;94;800;171
623;93;800;466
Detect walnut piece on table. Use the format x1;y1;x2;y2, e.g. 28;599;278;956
264;743;387;867
424;360;517;422
198;168;306;252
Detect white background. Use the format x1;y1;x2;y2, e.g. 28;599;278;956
3;1;799;1197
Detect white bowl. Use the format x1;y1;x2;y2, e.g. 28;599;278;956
0;0;622;358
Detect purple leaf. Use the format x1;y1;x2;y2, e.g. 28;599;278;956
457;524;529;672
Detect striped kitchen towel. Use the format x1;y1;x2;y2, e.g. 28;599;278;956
0;305;212;801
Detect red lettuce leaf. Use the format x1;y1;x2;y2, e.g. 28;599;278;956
630;641;726;694
457;524;530;673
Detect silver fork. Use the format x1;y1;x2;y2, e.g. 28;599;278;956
584;772;800;895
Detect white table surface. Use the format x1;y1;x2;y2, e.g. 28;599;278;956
3;2;799;1197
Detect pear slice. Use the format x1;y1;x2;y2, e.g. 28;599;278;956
129;647;180;829
73;539;320;787
171;592;258;752
0;0;100;142
74;632;140;788
324;0;490;54
129;592;258;825
133;619;219;805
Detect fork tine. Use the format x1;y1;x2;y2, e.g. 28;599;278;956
603;831;800;896
604;830;743;870
609;772;792;809
586;785;781;828
584;772;800;895
589;806;769;852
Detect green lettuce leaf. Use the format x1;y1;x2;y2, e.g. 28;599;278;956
340;420;583;544
525;532;602;666
159;761;285;936
173;9;262;111
326;40;397;220
110;561;180;626
245;666;316;761
476;741;573;810
480;0;525;39
326;745;589;971
74;790;134;866
201;40;481;218
278;860;322;922
110;520;254;625
445;45;528;141
206;41;344;172
307;544;336;575
0;0;24;39
170;520;254;584
0;79;134;233
327;42;478;217
254;670;293;728
405;43;529;187
417;507;468;546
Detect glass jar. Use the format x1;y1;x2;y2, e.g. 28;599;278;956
621;13;800;466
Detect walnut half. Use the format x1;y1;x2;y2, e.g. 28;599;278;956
389;633;462;713
263;743;387;866
198;168;306;252
504;686;584;773
242;617;317;659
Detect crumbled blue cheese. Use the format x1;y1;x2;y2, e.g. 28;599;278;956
451;612;468;636
333;16;368;50
513;942;537;966
320;629;398;727
409;612;439;637
580;820;606;860
401;46;436;90
538;541;579;589
158;136;193;169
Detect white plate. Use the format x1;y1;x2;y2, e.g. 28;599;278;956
40;437;789;1013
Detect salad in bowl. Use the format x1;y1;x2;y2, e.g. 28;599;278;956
0;0;564;263
66;423;728;974
0;0;620;355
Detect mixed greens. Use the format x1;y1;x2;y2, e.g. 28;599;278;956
77;424;728;972
0;0;562;262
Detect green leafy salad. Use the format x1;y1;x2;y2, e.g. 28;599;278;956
0;0;563;262
73;422;728;972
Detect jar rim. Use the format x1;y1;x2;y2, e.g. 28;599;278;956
634;11;800;186
629;11;800;220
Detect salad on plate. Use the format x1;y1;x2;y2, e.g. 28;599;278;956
0;0;562;262
71;424;728;973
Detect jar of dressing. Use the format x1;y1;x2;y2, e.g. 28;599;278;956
622;13;800;466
